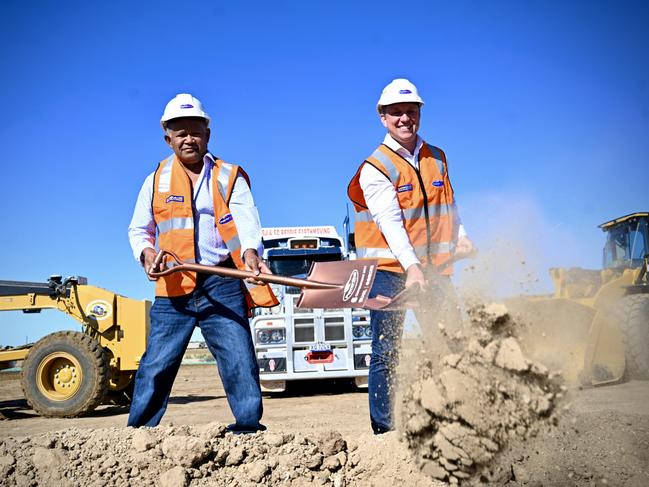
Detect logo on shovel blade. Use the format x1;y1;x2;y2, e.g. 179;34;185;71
343;270;359;301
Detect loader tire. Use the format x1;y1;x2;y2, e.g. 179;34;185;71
616;294;649;380
21;331;108;417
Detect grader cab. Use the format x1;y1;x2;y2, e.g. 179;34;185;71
510;212;649;385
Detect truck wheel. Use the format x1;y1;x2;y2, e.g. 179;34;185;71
21;331;108;417
615;294;649;380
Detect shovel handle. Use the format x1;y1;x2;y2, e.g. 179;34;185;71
148;249;340;290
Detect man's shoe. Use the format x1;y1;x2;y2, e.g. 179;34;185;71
371;424;393;435
226;423;267;435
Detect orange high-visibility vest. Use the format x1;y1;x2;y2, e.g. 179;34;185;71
347;142;456;274
152;154;278;309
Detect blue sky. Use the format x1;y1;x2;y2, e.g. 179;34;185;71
1;0;647;345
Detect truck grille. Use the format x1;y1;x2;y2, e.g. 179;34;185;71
294;317;315;342
324;316;345;341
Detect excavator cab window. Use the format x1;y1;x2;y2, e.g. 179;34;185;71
603;218;649;270
629;220;648;263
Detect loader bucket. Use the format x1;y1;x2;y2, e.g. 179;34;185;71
507;296;626;386
582;310;625;385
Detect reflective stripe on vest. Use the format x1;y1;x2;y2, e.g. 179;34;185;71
353;202;452;223
157;217;194;234
216;162;235;202
358;242;452;260
347;142;456;274
368;147;399;183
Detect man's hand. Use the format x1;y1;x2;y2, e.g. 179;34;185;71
455;235;475;257
243;249;272;285
141;247;160;281
405;263;427;292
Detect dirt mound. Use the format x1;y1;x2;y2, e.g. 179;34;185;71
0;422;436;486
400;303;565;484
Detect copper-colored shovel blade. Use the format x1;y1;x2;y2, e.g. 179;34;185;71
296;260;379;309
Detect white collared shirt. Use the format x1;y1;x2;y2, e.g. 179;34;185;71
358;134;466;271
128;153;264;265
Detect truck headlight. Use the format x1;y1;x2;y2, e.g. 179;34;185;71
257;330;271;344
353;325;371;340
256;328;286;345
270;329;285;343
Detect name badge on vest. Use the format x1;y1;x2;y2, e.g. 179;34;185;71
432;180;444;187
219;214;233;225
397;184;413;193
165;195;184;203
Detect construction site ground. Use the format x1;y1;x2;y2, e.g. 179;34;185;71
1;365;648;486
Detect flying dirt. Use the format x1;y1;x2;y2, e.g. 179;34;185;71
399;302;565;484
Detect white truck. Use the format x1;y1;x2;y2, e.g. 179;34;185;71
249;226;372;392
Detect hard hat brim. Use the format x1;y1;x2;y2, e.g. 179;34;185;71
160;115;211;129
376;100;424;114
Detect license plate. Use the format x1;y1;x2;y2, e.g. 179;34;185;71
309;341;331;352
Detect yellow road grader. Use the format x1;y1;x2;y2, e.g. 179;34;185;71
0;276;149;417
510;212;649;386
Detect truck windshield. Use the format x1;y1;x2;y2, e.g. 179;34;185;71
268;253;342;277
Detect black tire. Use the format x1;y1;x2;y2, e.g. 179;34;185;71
615;294;649;380
21;331;108;417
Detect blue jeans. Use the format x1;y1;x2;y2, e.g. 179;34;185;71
367;270;406;434
127;273;263;430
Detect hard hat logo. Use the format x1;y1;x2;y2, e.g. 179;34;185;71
160;93;211;129
399;89;412;94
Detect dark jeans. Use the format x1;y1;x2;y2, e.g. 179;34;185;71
127;273;263;431
367;270;406;434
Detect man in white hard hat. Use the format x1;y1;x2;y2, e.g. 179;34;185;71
127;93;277;432
347;79;474;434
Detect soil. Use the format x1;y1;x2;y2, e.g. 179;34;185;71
1;303;648;486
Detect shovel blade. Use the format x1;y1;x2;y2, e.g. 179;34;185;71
296;260;378;309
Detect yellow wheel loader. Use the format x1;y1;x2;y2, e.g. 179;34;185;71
508;212;649;386
0;276;149;417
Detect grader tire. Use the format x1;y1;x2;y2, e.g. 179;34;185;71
615;294;649;380
21;331;108;417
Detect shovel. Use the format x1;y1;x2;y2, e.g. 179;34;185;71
148;249;380;309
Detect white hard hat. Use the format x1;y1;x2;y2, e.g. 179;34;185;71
160;93;211;128
376;78;424;113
